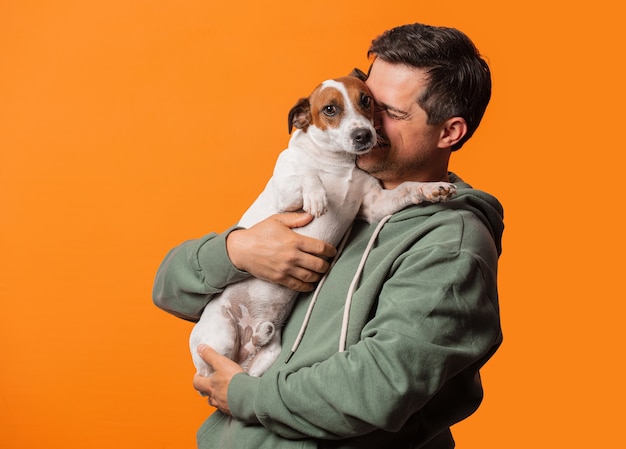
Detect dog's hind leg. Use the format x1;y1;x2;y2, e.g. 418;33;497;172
246;331;283;377
254;321;275;346
189;296;239;378
236;319;276;371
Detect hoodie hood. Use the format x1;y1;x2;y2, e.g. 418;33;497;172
449;172;504;256
388;172;504;256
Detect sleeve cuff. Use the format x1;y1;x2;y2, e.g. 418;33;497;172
228;372;262;423
196;226;250;289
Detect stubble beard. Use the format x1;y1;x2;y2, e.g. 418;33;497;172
356;144;433;187
356;149;400;187
356;145;388;175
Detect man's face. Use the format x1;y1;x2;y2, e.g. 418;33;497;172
357;58;449;188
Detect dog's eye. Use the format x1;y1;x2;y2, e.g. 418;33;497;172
322;105;337;117
361;94;372;109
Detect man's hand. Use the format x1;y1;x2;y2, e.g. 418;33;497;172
226;212;337;292
193;345;244;415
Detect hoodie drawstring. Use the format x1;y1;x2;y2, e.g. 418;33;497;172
286;214;392;363
338;214;392;352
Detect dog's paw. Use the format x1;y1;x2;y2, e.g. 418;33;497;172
302;191;328;217
253;321;276;347
421;182;457;202
411;182;457;203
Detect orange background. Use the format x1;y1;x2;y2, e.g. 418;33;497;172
1;1;624;448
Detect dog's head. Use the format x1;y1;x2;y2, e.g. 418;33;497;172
288;73;376;155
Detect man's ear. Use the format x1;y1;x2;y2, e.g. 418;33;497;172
288;98;311;133
349;67;368;81
438;117;468;149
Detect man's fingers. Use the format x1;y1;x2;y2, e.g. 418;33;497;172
193;345;243;415
274;213;338;259
227;212;337;290
273;211;315;229
301;251;333;273
193;372;212;396
196;345;245;376
197;344;222;366
282;276;315;292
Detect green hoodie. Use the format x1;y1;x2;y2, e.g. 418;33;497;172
153;173;504;449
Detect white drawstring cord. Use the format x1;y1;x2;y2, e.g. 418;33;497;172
285;214;392;362
285;223;354;363
338;215;392;352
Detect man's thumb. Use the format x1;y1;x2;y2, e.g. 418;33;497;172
197;344;217;363
275;212;314;229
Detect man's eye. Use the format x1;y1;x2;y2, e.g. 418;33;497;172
375;107;400;120
322;105;337;116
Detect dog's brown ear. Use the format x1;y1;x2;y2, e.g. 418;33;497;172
349;67;368;81
288;98;311;133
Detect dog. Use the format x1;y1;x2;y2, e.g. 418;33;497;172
190;73;456;377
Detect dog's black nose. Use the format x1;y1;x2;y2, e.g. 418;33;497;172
351;128;374;152
352;128;373;144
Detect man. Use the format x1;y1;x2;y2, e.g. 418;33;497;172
153;22;504;449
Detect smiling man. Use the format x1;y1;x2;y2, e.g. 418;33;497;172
356;59;459;187
154;22;504;449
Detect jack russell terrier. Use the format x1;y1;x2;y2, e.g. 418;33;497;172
190;72;456;377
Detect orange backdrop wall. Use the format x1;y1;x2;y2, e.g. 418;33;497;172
1;1;624;448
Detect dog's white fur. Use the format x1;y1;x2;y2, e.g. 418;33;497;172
190;76;456;377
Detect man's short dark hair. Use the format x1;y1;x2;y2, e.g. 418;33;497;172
368;23;491;150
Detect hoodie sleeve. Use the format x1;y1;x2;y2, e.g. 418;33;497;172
152;226;250;322
228;210;502;439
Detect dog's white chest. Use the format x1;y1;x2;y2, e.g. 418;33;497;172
238;146;365;246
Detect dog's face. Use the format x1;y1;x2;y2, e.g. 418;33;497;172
288;76;377;155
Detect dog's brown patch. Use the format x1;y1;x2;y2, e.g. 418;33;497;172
308;77;374;131
289;77;374;134
308;84;345;131
341;76;375;122
288;97;311;133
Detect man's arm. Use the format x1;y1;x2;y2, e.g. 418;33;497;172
152;212;336;321
152;227;247;321
226;213;336;292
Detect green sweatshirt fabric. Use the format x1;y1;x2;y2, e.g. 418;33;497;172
153;173;504;449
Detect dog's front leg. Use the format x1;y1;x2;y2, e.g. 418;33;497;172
274;172;327;217
301;173;327;217
273;175;305;212
359;177;456;223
